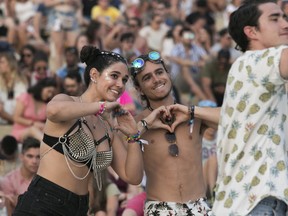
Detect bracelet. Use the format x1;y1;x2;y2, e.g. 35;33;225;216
95;102;106;117
125;131;141;143
188;105;195;121
140;119;148;131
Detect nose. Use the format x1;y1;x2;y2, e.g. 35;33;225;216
152;74;161;83
116;79;125;89
281;16;288;28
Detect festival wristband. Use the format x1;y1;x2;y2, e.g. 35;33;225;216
125;131;141;143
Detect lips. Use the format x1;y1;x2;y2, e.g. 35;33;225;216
110;89;120;96
154;83;165;90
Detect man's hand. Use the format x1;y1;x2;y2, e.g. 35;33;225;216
144;106;174;132
167;104;190;131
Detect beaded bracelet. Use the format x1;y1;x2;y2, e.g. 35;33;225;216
125;131;141;143
95;102;106;117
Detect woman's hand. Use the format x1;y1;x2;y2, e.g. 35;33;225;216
113;108;138;136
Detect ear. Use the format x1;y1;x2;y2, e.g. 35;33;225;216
89;68;100;81
243;26;258;40
135;86;144;96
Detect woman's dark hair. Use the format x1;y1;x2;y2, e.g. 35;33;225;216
19;44;37;64
229;0;276;52
28;77;57;101
32;51;48;66
80;45;128;86
0;135;18;156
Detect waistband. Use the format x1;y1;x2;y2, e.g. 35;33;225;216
29;174;89;204
146;197;208;205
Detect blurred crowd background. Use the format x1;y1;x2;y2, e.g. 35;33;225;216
0;0;287;215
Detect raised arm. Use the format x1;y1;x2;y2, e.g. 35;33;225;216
46;94;121;123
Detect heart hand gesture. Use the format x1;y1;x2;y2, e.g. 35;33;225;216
167;104;191;132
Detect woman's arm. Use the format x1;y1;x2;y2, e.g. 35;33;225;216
46;94;121;123
13;98;33;126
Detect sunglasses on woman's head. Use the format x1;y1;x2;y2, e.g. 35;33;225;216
130;51;163;77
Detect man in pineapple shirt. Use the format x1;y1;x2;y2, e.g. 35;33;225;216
212;0;288;215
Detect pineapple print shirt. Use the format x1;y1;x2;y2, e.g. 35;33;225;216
212;45;288;216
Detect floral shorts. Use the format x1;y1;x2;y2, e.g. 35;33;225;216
144;197;214;216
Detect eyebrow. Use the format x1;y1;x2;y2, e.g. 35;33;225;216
268;12;282;18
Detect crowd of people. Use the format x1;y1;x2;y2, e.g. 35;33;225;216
0;0;287;215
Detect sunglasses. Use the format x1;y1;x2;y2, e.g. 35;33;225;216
165;132;179;157
130;51;163;77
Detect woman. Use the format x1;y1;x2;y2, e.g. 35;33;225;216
11;77;57;143
0;52;28;124
12;46;143;216
18;44;37;83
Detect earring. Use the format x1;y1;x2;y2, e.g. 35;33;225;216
90;77;97;84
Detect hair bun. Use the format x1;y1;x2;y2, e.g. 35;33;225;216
80;46;102;64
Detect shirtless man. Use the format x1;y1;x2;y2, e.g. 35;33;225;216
130;51;220;215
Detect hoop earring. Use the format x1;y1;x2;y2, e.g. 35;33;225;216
90;77;97;84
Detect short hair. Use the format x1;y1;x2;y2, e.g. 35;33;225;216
229;0;276;52
120;32;135;42
185;12;205;25
65;47;78;56
1;135;18;156
22;137;40;154
65;71;82;83
218;28;229;37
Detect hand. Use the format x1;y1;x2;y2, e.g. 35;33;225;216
113;109;138;136
167;104;190;131
99;101;121;126
145;106;174;132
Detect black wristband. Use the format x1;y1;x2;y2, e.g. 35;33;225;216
140;119;149;131
189;105;195;120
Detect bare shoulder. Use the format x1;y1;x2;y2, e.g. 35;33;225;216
280;47;288;80
50;93;75;102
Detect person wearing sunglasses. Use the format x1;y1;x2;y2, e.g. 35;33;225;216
130;51;220;215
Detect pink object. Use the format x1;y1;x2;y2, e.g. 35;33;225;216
1;168;32;196
11;93;47;141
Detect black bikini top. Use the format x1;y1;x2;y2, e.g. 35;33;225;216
42;119;112;170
